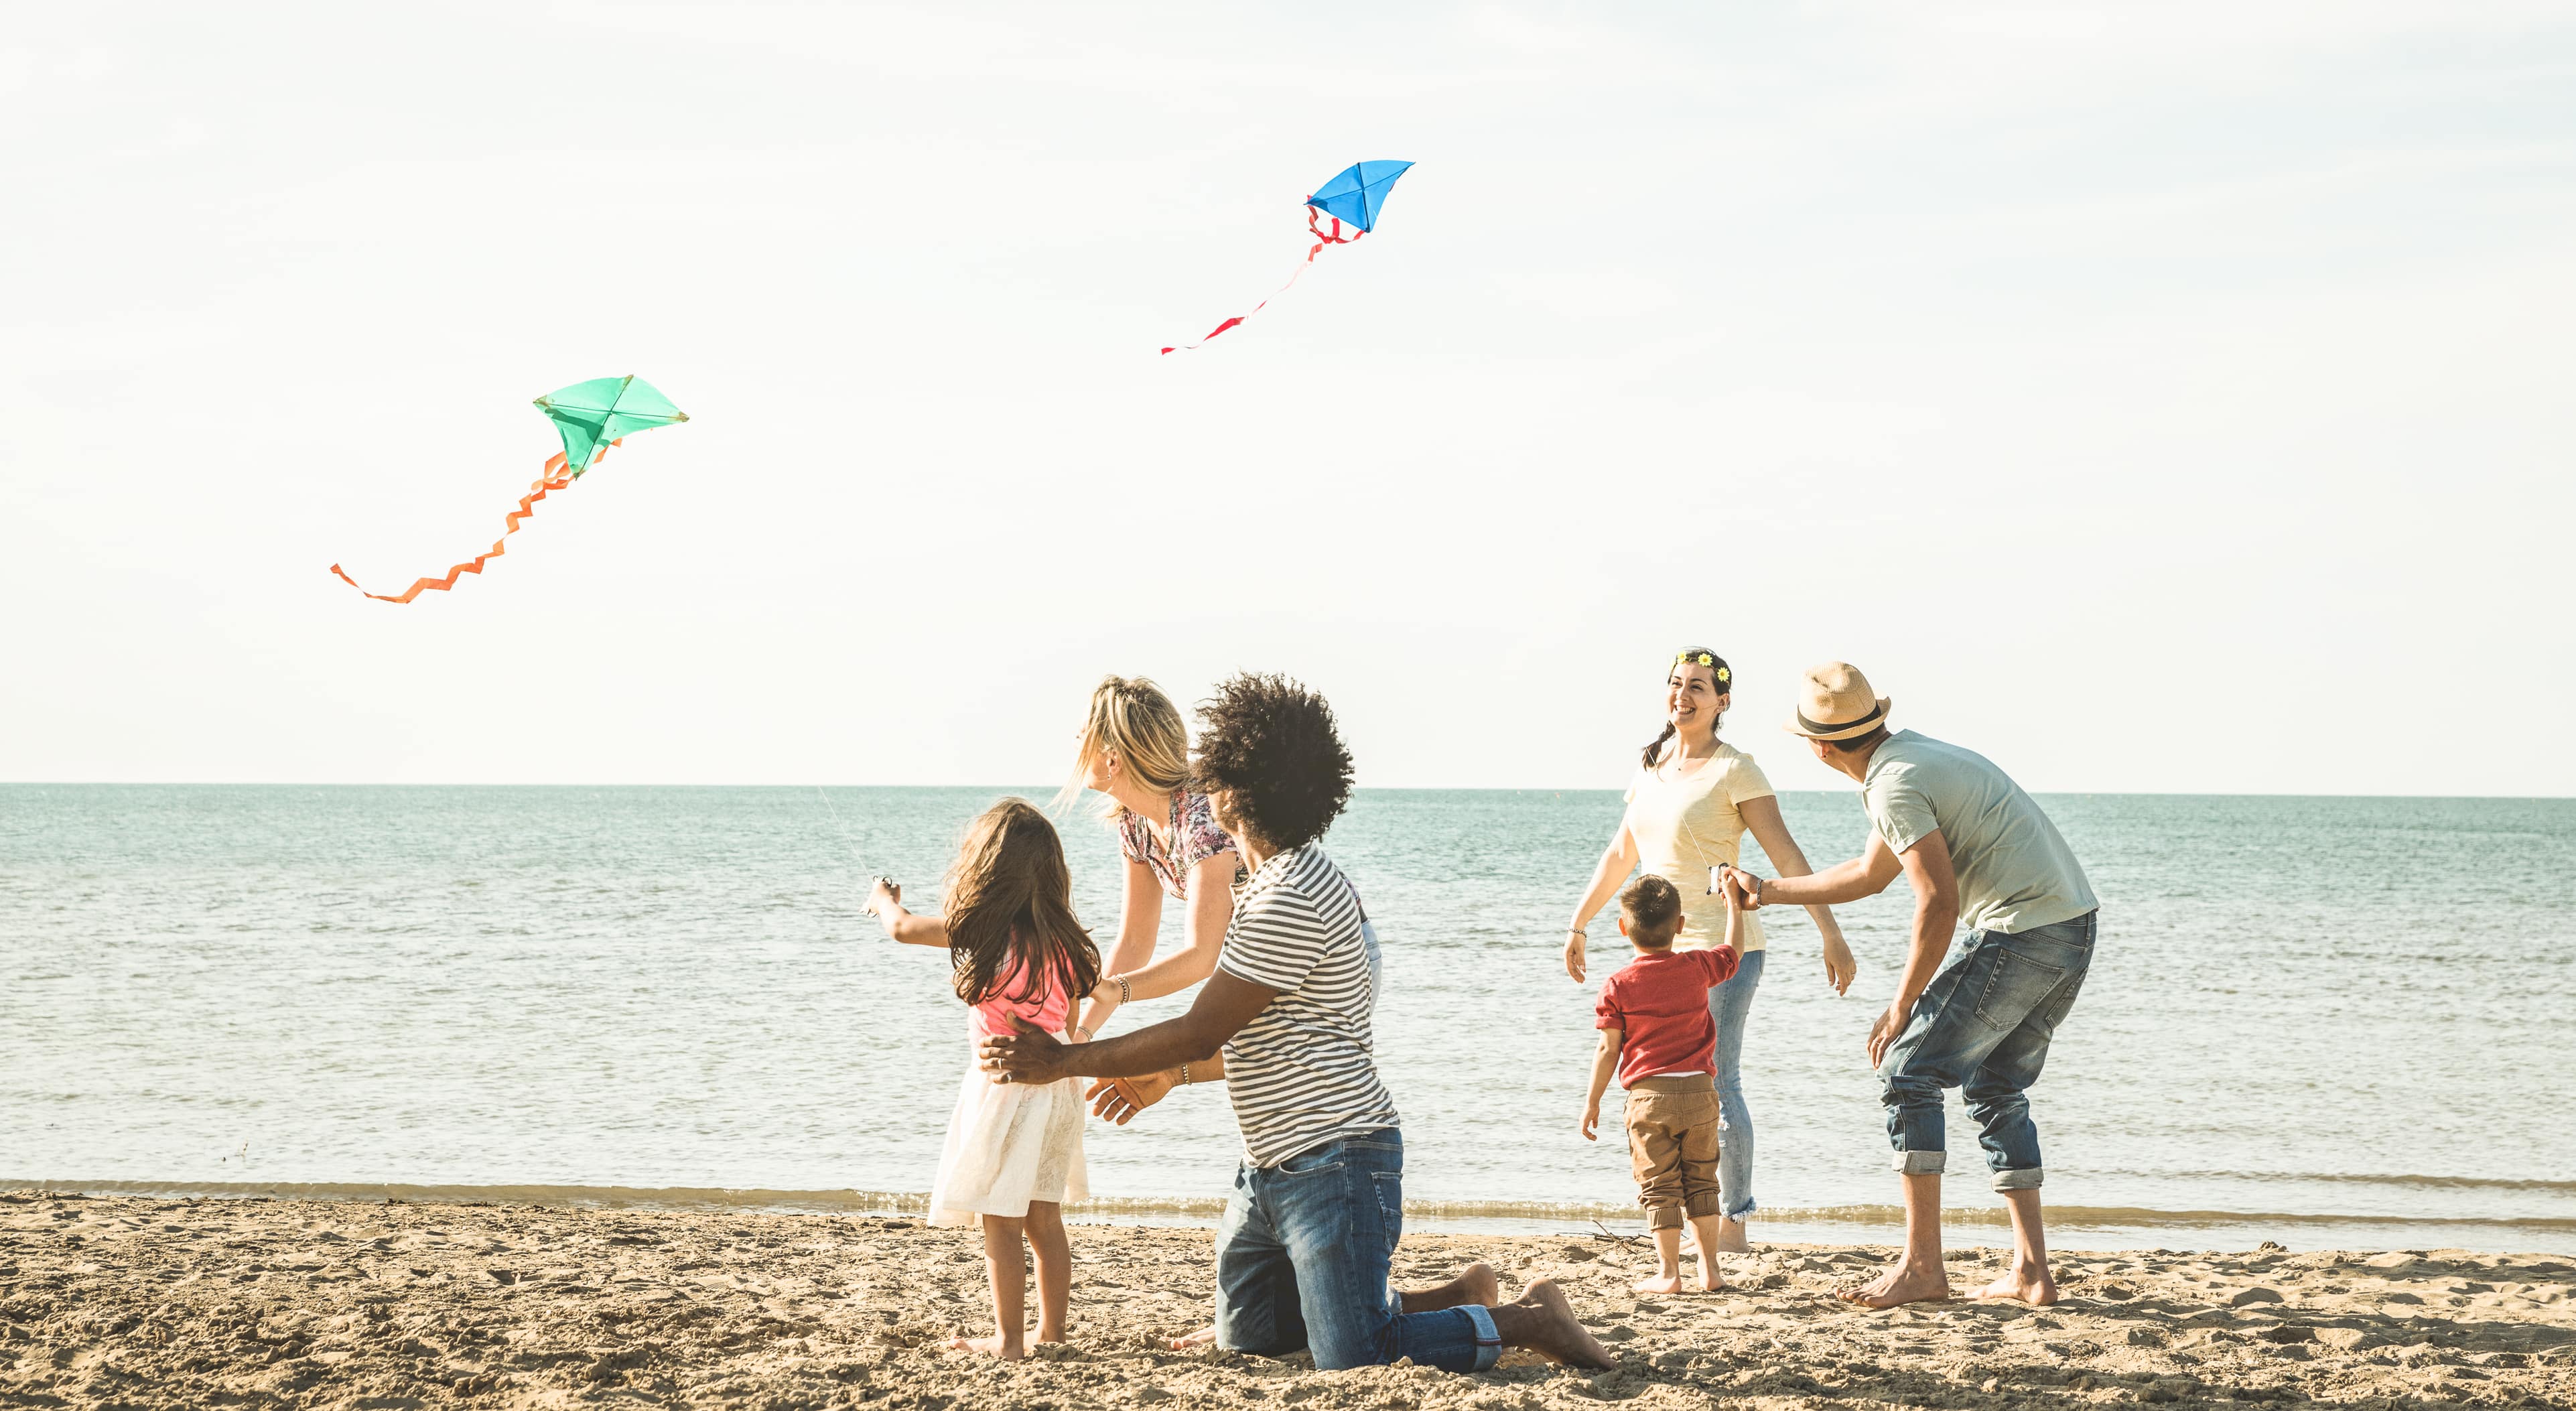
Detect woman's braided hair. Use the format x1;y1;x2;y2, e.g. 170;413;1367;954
1640;647;1733;770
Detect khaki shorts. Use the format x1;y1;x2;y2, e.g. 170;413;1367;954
1624;1074;1722;1229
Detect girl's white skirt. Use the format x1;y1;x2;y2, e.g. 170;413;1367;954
927;1028;1088;1227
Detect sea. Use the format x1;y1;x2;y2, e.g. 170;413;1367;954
5;785;2571;1254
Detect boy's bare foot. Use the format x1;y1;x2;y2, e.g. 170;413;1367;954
945;1333;1026;1359
1493;1278;1613;1368
1714;1217;1750;1253
1633;1272;1684;1294
1969;1262;2059;1306
1696;1266;1725;1293
1836;1258;1950;1309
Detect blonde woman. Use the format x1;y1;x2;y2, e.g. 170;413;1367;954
1064;677;1242;1040
1564;648;1856;1252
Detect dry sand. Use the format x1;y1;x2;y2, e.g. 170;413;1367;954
3;1191;2569;1410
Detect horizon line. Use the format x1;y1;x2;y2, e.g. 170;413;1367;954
5;781;2575;803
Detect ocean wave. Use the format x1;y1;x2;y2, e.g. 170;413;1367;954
13;1180;2572;1234
2152;1170;2576;1195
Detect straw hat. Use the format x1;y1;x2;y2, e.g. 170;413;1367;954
1784;662;1893;741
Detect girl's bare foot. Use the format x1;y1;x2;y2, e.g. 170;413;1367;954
1633;1272;1684;1294
945;1333;1026;1359
1836;1258;1950;1309
1970;1262;2059;1306
1171;1325;1218;1349
1493;1279;1613;1368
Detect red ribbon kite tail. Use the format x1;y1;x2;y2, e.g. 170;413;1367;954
328;446;609;604
1160;210;1361;354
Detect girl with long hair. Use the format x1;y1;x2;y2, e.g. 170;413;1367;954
1055;676;1243;1040
1562;649;1856;1252
868;799;1103;1359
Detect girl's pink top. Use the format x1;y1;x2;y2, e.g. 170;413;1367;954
969;946;1073;1040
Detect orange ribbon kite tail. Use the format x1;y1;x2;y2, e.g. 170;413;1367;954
328;449;597;604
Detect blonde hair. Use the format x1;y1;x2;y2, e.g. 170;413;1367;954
1058;675;1193;821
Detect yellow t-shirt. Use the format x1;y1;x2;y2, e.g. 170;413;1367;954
1623;742;1776;954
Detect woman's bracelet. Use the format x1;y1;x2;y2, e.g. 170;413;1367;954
1566;927;1586;938
1177;1062;1191;1086
1115;975;1132;1004
1072;1024;1095;1041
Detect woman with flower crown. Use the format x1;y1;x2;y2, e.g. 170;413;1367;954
1560;647;1856;1252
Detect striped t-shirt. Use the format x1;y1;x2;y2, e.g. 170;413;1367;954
1217;844;1399;1166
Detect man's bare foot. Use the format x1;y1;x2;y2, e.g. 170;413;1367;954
1402;1261;1502;1311
1969;1263;2059;1306
945;1333;1026;1359
1836;1258;1950;1309
1714;1217;1750;1253
1633;1272;1684;1294
1493;1278;1613;1369
1178;1261;1503;1349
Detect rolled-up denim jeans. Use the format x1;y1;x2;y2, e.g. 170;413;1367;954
1213;1129;1500;1372
1879;911;2096;1190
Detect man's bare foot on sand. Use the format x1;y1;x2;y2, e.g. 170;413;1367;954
1836;1258;1950;1309
1406;1262;1501;1311
1494;1278;1613;1368
1714;1217;1750;1254
945;1333;1026;1359
1970;1262;2059;1306
1172;1261;1505;1347
1633;1272;1685;1294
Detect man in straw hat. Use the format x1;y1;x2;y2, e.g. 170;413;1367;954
1722;663;2097;1308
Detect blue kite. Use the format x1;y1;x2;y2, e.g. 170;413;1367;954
1160;159;1414;354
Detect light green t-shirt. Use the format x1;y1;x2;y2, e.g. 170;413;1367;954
1860;731;2096;935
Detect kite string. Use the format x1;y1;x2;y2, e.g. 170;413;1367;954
813;785;884;916
1159;209;1361;354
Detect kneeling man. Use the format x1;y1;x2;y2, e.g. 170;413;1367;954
983;672;1609;1371
1726;663;2098;1308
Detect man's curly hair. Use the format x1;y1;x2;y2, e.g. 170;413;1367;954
1191;673;1354;853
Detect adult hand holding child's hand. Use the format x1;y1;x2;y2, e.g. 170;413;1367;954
1720;866;1762;910
978;1016;1068;1086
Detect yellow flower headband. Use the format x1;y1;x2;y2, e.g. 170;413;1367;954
1673;651;1731;685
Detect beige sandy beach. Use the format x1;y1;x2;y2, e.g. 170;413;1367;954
3;1191;2568;1410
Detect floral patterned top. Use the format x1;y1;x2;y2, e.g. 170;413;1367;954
1117;789;1239;900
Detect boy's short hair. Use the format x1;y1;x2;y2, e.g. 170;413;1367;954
1619;874;1683;946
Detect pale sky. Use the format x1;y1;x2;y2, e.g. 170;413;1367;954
6;3;2571;795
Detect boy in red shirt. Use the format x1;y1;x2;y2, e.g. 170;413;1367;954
1581;874;1743;1292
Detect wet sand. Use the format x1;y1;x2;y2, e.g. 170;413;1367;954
4;1191;2569;1409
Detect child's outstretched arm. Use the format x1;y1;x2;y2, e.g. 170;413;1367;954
1581;1028;1622;1142
866;879;949;947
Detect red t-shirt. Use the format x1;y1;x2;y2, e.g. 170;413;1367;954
1595;946;1741;1088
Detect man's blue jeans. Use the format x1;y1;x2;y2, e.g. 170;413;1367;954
1214;1129;1500;1371
1879;911;2096;1190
